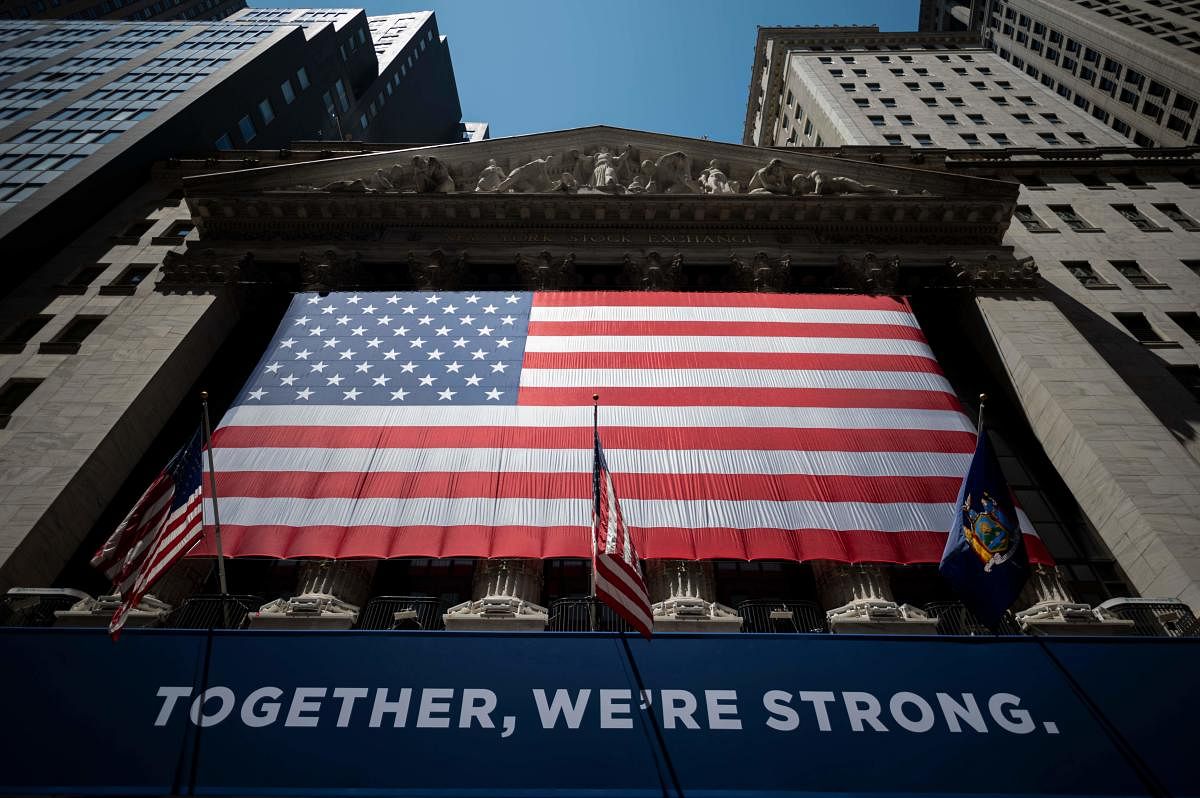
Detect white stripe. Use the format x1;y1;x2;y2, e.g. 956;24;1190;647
204;496;960;533
520;368;953;393
524;335;934;357
597;552;650;606
219;404;975;433
595;572;653;630
531;305;919;327
209;446;973;478
1016;507;1041;540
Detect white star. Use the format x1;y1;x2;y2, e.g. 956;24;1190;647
350;326;366;336
377;315;393;326
354;362;373;373
323;337;341;348
437;388;457;401
427;349;444;360
409;337;426;348
248;388;268;400
418;374;437;387
390;388;409;401
321;304;337;315
366;338;382;348
279;338;297;348
490;362;508;373
339;349;356;360
471;348;488;360
464;373;482;386
383;349;399;360
483;304;498;314
418;315;433;325
265;361;282;373
445;361;463;373
295;349;312;360
308;326;326;336
294;316;311;326
306;296;322;305
425;294;441;304
336;315;351;326
346;294;362;304
372;375;391;386
326;374;344;386
280;374;298;386
435;326;451;336
496;337;512;348
442;304;458;314
453;337;469;348
459;315;476;326
399;361;418;373
296;388;314;400
505;295;520;304
343;388;362;401
402;304;416;314
465;294;480;304
477;325;494;336
500;315;516;325
393;326;410;337
485;388;504;400
386;295;400;304
362;304;377;315
310;361;327;372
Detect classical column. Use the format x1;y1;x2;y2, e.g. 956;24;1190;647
249;559;376;630
52;593;172;628
643;560;741;632
812;562;938;635
442;559;548;631
1014;564;1134;635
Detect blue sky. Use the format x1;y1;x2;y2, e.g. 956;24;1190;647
262;0;918;142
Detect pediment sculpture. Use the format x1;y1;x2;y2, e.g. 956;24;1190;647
297;147;912;199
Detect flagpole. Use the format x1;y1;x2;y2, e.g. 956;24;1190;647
200;391;231;628
977;392;988;433
590;393;599;633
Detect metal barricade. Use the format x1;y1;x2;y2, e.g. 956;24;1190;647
356;596;445;630
736;599;828;633
547;597;634;632
1097;598;1199;637
0;588;88;627
924;601;1021;636
165;594;264;629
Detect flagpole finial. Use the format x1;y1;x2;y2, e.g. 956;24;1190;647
978;392;988;406
592;393;599;403
200;390;209;401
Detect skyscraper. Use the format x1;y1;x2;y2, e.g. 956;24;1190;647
1;0;248;24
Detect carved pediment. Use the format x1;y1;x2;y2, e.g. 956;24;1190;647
182;126;1015;204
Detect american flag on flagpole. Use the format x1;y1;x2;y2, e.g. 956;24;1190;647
91;429;205;637
593;426;653;638
193;291;1052;566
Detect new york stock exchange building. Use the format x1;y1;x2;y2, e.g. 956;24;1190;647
1;127;1198;797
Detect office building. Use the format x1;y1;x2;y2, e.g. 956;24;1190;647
1;0;247;24
919;0;1200;147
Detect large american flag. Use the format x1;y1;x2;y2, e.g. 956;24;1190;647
195;291;1052;565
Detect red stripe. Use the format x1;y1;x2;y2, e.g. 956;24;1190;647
527;320;927;340
533;292;911;311
91;475;174;573
595;554;648;609
189;524;1054;565
518;386;962;410
212;425;976;454
522;351;944;373
211;471;963;504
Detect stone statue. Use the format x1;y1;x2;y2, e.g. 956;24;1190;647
698;160;737;194
648;151;699;194
474;159;507;192
626;160;655;193
587;146;636;189
747;158;790;194
792;169;897;196
494;155;559;193
319;178;373;193
412;155;455;193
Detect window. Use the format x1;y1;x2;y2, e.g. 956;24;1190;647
334;79;350;113
883;134;903;146
1154;204;1200;231
948;96;965;107
164;221;193;238
1112;205;1167;232
1049;205;1101;231
101;264;154;294
1013;113;1033;124
1062;261;1111;288
959;133;981;146
1067;131;1092;145
0;315;52;352
929;81;945;91
120;221;154;239
940;113;959;126
214;133;232;151
904;82;920;92
967;113;985;125
991;96;1009;106
63;265;106;290
359;113;369;130
1019;174;1050;189
280;79;295;105
990;132;1012;145
1038;132;1062;145
1076;173;1108;189
0;379;41;428
1167;312;1200;341
1114;312;1168;343
921;97;938;107
913;133;933;147
296;67;309;90
880;97;896;108
39;315;104;354
868;115;885;126
1040;113;1062;124
853;98;869;108
237;114;256;143
258;98;274;125
1015;205;1055;232
1111;260;1162;288
896;115;914;126
865;82;881;92
840;82;856;92
829;69;844;78
1017;96;1037;106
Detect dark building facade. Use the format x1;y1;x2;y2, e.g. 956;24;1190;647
0;0;247;24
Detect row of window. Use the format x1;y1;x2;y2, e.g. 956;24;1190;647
1015;203;1200;235
837;78;1020;94
1062;259;1195;291
215;66;309;149
1019;171;1200;190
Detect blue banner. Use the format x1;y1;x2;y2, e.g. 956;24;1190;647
0;630;1194;797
